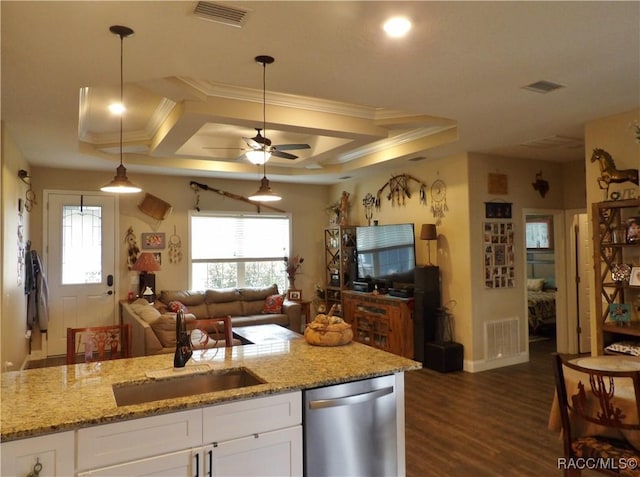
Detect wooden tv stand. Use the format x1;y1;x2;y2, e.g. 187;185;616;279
342;291;414;359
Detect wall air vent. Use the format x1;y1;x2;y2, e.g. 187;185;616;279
522;80;565;94
194;2;251;28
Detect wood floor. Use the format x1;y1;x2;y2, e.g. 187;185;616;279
404;339;598;477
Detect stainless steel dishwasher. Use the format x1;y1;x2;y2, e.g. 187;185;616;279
304;374;397;477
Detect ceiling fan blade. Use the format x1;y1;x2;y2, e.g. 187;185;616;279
271;150;298;160
273;143;311;151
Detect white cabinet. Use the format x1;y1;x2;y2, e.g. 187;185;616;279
210;426;302;477
76;408;203;473
76;448;195;477
204;391;303;477
0;431;74;477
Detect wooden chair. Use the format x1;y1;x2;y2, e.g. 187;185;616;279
187;316;234;349
66;324;132;365
552;353;640;476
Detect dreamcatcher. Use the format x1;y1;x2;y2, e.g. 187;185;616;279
168;225;183;264
430;178;448;226
125;226;140;270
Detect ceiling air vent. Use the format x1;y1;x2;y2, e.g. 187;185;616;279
522;80;565;94
194;2;251;28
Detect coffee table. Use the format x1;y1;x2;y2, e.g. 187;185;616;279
234;324;302;345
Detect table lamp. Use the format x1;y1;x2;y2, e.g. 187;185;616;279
133;252;161;300
420;224;437;266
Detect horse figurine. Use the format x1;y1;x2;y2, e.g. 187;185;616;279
590;148;638;195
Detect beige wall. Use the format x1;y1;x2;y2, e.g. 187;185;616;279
585;108;640;353
332;150;582;370
1;123;32;371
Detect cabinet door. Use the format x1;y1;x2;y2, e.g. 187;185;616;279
210;426;302;477
76;408;202;471
1;432;74;477
77;448;195;477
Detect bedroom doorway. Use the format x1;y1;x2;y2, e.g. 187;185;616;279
524;209;567;354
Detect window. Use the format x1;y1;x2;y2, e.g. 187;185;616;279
526;216;553;250
190;212;291;291
62;205;102;284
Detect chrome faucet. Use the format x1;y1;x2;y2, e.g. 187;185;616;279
174;309;192;368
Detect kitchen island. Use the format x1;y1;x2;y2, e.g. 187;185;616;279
2;331;420;476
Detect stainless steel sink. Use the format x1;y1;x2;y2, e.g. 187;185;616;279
112;368;265;406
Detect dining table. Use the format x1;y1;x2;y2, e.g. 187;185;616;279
548;354;640;451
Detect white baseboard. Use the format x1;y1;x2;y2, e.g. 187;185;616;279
464;351;529;373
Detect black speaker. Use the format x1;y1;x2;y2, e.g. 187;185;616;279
413;266;441;362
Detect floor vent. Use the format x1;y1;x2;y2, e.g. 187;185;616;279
194;2;251;28
485;318;520;360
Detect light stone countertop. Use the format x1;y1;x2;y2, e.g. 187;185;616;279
1;336;421;442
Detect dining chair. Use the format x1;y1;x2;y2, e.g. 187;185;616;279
66;324;132;365
187;315;235;349
552;352;640;476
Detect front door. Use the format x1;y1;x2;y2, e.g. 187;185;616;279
45;192;117;356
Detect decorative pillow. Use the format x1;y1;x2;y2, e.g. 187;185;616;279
168;301;188;313
527;278;545;292
263;294;284;314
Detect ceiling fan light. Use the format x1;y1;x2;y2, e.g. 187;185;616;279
100;164;142;193
248;176;281;202
245;149;271;165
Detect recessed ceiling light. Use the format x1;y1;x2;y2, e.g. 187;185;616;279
383;16;411;38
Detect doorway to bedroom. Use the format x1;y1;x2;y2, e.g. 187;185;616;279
525;212;558;348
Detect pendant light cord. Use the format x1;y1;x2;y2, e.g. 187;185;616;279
119;32;124;168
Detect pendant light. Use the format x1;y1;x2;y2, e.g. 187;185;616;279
248;55;281;202
101;25;142;194
249;160;282;202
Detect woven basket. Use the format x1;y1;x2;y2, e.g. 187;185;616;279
304;321;353;347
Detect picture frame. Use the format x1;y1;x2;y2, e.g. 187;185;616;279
485;202;512;219
630;267;640;287
141;232;165;249
609;303;631;323
287;289;302;301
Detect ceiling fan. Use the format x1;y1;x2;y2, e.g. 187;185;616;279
203;55;310;164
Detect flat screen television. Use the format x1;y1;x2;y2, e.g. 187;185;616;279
355;223;416;284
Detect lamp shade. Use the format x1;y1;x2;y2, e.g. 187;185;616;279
420;224;437;241
249;176;282;202
245;149;272;165
132;252;161;272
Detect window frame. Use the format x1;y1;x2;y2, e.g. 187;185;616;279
188;210;293;290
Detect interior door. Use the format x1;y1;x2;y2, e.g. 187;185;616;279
45;192;117;356
576;213;591;353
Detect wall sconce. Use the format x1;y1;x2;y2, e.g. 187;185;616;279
420;224;437;266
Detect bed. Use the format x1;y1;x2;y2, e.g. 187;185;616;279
527;278;556;334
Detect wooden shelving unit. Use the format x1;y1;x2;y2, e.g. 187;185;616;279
323;226;356;313
592;199;640;354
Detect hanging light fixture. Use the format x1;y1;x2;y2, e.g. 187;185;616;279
249;159;282;202
101;25;142;194
248;55;281;202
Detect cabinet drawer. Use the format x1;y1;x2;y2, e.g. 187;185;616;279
76;409;202;471
203;391;301;443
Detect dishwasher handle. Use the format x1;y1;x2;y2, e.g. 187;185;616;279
308;385;394;409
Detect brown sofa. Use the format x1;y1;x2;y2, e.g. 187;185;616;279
121;284;301;356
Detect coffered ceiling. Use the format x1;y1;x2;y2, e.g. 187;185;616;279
2;1;639;185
